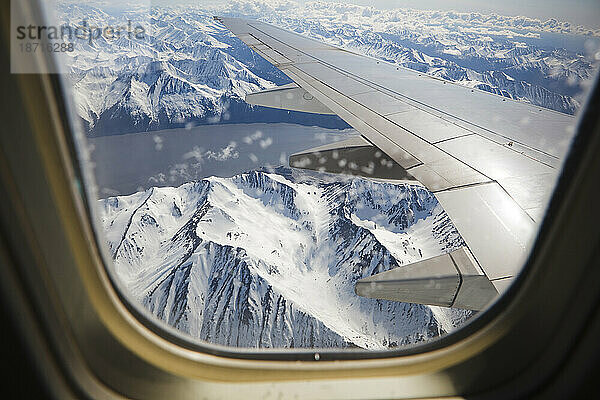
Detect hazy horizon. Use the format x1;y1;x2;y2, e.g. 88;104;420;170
138;0;600;30
302;0;600;29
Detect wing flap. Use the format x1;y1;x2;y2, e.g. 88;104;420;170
435;182;537;281
409;159;489;192
355;247;498;310
289;137;416;180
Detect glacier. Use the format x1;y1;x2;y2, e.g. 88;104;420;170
100;167;472;349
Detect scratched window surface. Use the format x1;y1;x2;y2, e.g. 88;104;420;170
47;0;599;350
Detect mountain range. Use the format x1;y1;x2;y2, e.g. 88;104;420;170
82;0;599;349
100;167;472;349
58;2;599;136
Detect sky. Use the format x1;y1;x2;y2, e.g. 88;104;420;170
82;0;600;30
303;0;600;28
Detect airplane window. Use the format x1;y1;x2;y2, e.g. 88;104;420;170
28;0;599;355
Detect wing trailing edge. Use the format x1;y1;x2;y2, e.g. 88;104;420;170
289;137;417;180
355;247;498;310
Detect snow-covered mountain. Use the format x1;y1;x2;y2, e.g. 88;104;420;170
99;167;472;349
60;4;344;135
237;1;598;114
58;1;599;136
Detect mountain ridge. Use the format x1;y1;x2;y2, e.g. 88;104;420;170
59;3;598;136
100;167;472;349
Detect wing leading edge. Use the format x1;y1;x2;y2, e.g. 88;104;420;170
217;16;577;310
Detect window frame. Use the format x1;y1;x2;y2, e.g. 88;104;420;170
1;0;600;397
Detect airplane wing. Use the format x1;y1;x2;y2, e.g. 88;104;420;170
216;17;578;310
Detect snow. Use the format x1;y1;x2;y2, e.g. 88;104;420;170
100;167;472;349
54;1;599;136
69;0;600;350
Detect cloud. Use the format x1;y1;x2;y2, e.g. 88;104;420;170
205;142;239;161
183;142;239;163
